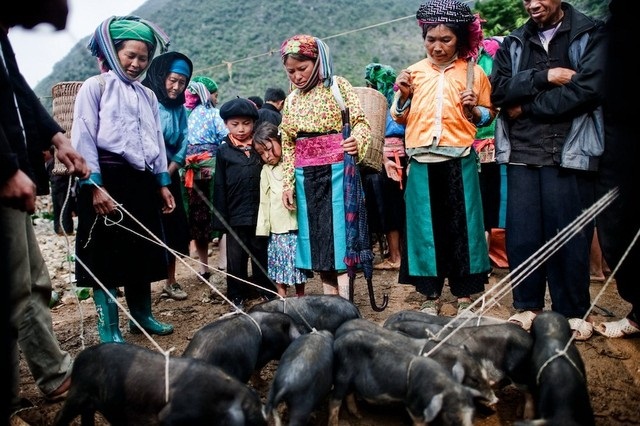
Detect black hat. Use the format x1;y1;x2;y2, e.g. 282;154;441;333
219;97;259;121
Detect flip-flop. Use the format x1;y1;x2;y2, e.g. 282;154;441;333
568;318;594;341
508;310;538;332
594;317;640;338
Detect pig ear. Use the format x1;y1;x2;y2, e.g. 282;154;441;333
451;361;466;384
424;393;444;423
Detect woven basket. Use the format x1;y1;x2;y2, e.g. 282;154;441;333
51;81;83;175
353;87;385;172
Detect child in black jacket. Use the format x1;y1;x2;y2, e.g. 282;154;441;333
213;98;274;308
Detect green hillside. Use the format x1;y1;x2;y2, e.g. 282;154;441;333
36;0;426;107
34;0;608;109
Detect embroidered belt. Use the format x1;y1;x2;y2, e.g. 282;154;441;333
383;136;405;157
294;133;344;167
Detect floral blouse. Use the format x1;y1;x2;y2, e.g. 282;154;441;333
280;76;371;191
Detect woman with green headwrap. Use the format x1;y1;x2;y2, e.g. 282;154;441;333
364;63;406;272
72;16;175;342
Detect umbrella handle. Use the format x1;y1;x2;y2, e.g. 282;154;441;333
367;278;389;312
348;276;355;302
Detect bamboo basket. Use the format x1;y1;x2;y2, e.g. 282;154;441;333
51;81;83;175
353;87;385;172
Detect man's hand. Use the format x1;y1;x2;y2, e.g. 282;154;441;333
52;132;90;178
0;170;37;213
547;67;576;86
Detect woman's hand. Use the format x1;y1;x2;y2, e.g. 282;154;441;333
92;186;116;216
341;136;358;156
460;89;478;120
383;158;403;182
282;189;296;211
395;70;413;103
160;187;175;214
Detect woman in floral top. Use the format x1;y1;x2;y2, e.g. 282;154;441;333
280;34;371;298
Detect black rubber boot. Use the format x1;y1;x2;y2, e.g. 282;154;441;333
93;288;124;343
125;284;173;335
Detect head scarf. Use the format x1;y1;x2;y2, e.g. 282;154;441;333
87;15;170;83
185;81;212;110
364;63;397;107
141;52;193;107
280;34;333;92
416;0;483;59
169;59;191;77
191;75;218;93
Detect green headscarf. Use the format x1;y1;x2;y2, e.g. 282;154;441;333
109;19;156;45
191;76;218;93
364;63;397;107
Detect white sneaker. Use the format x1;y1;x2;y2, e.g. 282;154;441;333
162;283;187;300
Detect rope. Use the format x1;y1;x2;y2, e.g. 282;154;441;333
424;188;618;356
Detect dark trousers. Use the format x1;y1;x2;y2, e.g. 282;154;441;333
225;226;272;302
596;123;640;320
50;176;75;234
506;165;591;317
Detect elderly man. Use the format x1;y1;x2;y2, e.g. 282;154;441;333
490;0;606;339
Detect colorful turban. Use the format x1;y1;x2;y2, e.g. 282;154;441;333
280;34;333;92
364;63;397;107
191;76;218;93
88;15;170;82
280;34;318;59
416;0;483;59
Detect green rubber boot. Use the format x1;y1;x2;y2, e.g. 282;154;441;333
125;284;173;335
93;288;125;343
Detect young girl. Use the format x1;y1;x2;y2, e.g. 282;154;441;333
212;98;273;309
254;122;307;297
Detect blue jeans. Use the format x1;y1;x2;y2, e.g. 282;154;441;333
1;207;72;409
505;165;591;318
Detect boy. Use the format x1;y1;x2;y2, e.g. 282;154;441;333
212;98;274;309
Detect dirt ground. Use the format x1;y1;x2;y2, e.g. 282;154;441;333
11;217;640;425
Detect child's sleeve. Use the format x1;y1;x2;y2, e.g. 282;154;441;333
256;166;271;236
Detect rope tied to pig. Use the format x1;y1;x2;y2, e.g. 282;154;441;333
535;347;585;386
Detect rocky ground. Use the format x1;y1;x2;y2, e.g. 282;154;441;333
10;202;640;425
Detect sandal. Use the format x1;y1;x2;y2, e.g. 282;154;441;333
594;317;640;338
508;310;538;332
457;301;473;317
373;259;400;271
420;299;441;316
568;318;594;341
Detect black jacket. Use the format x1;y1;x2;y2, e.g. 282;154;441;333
0;31;63;192
212;136;263;230
490;3;606;167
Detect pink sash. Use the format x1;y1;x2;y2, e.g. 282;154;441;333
383;136;405;157
294;133;344;168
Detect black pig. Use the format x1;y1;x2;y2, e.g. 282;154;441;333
53;342;266;426
249;294;361;333
264;330;334;426
182;311;302;383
